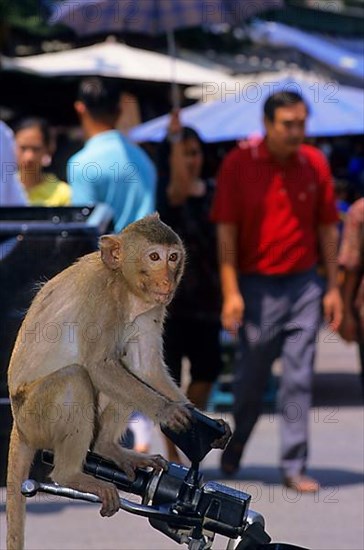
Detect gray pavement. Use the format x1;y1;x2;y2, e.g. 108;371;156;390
1;331;363;550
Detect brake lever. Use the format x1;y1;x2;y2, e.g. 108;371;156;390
21;479;202;527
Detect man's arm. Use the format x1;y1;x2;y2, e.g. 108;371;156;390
0;122;28;206
166;111;191;206
318;224;343;331
67;155;99;205
217;223;244;335
338;199;364;341
340;270;360;342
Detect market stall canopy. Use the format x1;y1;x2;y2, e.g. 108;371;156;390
129;75;364;142
2;41;233;86
249;21;364;84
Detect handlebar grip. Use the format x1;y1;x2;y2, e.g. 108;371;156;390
41;450;151;496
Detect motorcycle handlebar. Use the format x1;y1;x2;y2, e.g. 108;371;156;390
42;450;152;496
21;478;202;527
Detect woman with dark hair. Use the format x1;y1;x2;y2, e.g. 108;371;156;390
14;118;71;206
158;111;223;463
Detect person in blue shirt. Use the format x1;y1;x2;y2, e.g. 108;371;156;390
0;121;28;206
68;77;156;232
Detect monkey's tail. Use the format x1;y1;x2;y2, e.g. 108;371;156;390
6;424;35;550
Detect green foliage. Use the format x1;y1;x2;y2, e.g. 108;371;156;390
0;0;62;36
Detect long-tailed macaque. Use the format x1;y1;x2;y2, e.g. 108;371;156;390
6;213;230;550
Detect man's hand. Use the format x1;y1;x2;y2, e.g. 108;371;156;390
221;292;244;336
323;287;343;332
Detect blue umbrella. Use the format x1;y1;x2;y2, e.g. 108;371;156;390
129;77;364;142
50;0;283;106
50;0;283;36
249;21;364;83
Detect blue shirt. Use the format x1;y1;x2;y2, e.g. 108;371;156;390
68;130;156;232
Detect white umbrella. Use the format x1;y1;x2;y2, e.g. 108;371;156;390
2;41;232;86
50;0;284;107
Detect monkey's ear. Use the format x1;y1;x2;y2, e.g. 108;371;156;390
99;235;123;270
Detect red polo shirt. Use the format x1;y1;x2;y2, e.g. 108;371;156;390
210;139;338;275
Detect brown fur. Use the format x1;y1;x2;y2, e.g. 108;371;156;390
6;214;192;549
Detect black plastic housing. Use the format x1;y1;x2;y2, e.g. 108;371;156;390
161;408;226;463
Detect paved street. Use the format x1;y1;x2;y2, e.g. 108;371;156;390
1;331;363;550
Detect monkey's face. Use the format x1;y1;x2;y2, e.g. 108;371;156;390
123;241;185;305
100;217;186;306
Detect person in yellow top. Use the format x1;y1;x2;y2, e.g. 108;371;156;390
14;118;71;206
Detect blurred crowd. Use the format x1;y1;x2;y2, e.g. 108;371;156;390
1;77;363;493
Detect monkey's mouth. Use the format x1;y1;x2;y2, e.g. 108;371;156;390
151;291;172;303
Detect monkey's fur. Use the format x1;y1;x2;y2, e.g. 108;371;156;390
7;214;220;550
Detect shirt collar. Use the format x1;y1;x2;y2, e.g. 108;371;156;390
85;129;121;146
253;138;304;166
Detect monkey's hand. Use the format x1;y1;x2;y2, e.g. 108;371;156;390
211;419;232;450
116;448;168;480
160;401;192;432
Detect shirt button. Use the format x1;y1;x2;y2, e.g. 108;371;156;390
299;192;306;201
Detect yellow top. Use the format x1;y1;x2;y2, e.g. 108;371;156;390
24;174;72;206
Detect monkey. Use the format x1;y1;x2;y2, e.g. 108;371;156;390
6;213;230;550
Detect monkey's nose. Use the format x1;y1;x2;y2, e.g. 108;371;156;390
160;279;172;292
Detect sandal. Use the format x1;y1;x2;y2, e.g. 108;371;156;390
283;474;320;493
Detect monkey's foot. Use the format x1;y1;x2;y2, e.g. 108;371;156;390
54;473;120;517
93;443;168;480
118;448;168;479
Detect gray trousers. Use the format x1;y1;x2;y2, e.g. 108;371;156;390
233;268;323;477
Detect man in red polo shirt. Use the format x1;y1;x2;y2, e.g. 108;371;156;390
211;91;342;493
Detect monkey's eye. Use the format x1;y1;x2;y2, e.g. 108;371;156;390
169;253;178;262
149;252;160;261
